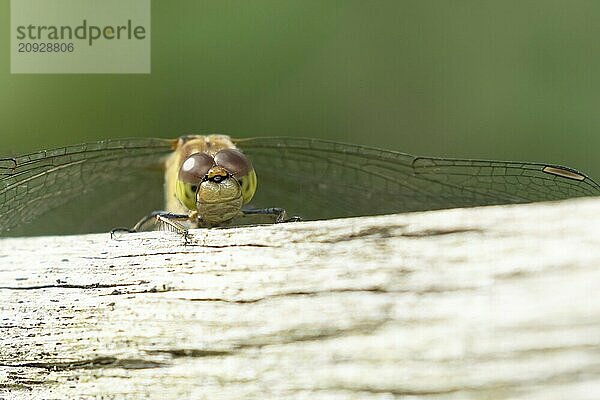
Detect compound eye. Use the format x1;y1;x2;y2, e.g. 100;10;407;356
214;149;253;177
178;153;215;184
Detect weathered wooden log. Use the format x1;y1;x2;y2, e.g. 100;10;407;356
1;197;600;399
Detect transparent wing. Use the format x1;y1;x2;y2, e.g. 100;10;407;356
234;137;600;220
3;136;599;236
0;138;173;236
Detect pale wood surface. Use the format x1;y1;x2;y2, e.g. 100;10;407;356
1;198;600;399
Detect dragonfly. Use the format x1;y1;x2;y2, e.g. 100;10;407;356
0;135;599;237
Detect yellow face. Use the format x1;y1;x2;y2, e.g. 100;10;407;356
174;147;257;225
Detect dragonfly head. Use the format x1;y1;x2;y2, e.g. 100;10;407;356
176;149;257;224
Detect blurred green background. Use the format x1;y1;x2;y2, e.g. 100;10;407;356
1;0;599;177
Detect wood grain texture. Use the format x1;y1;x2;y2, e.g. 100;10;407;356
1;198;600;399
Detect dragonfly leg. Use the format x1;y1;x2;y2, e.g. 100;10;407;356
110;211;191;239
241;206;301;223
